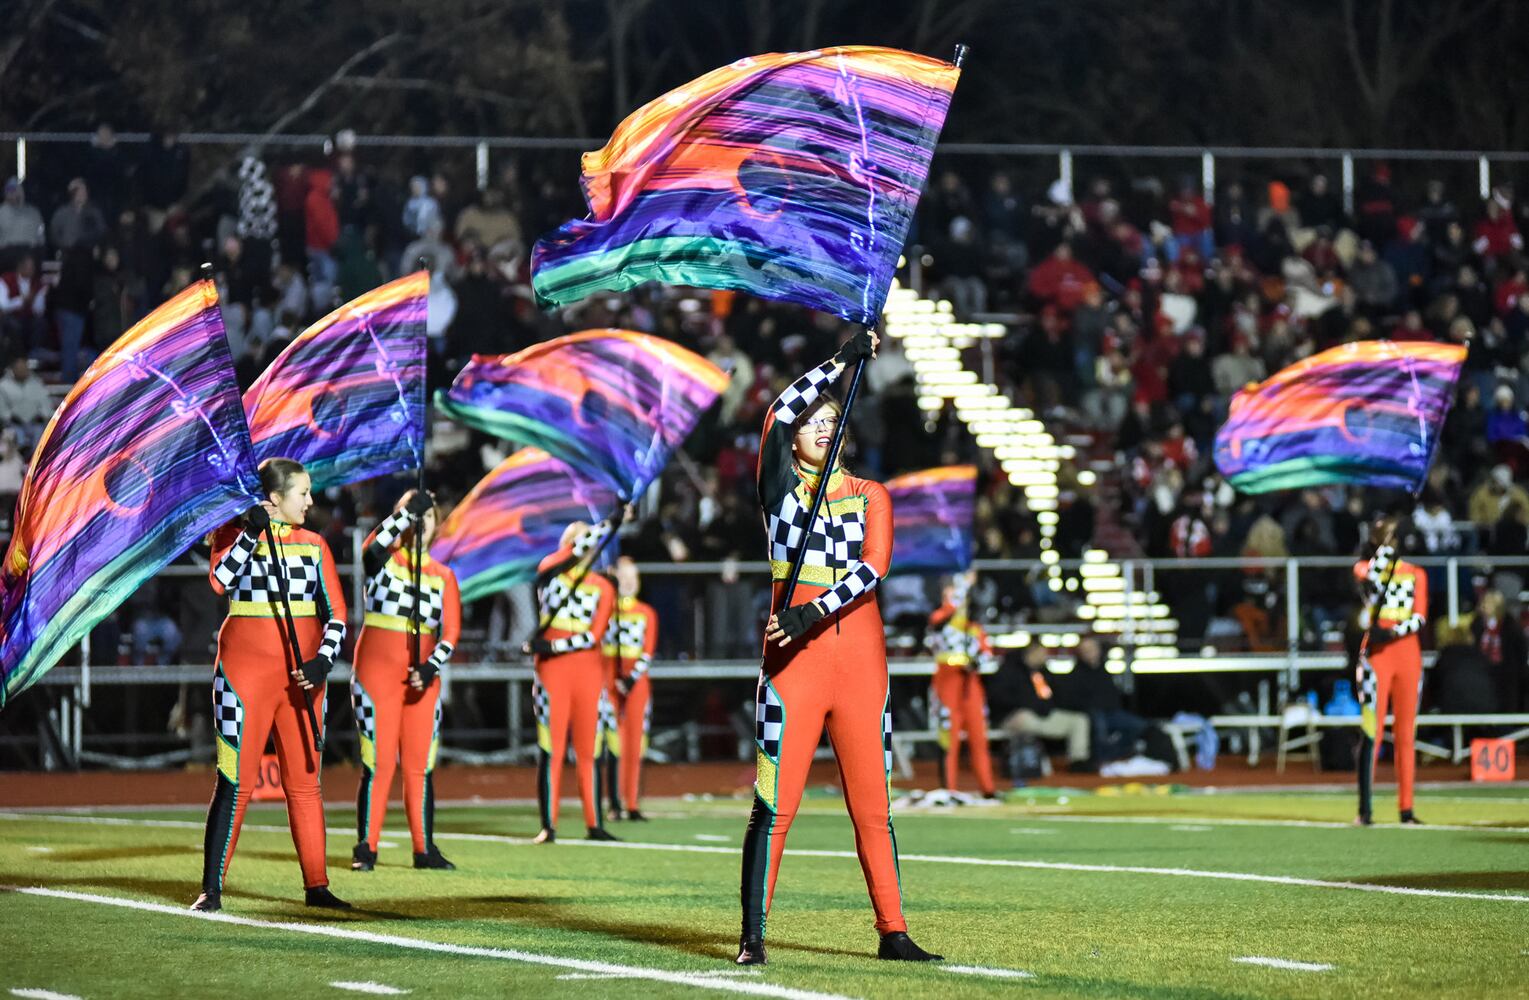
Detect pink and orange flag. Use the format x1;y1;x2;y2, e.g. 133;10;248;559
1;282;262;704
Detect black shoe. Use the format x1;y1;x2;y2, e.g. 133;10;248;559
413;846;456;870
626;809;649;822
351;843;376;872
1354;814;1373;827
1399;810;1424;825
878;931;942;962
304;886;352;909
736;937;768;965
586;826;621;841
533;828;556;844
190;891;221;912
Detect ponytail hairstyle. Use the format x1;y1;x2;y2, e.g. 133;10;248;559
258;457;308;501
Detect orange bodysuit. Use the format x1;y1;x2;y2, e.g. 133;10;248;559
352;507;462;856
928;602;997;796
1355;547;1428;815
200;519;347;894
603;595;658;815
740;356;906;941
534;521;616;834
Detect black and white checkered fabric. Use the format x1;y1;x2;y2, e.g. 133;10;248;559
571;520;613;558
366;559;446;631
212;668;243;746
768;489;866;569
1357;657;1377;711
212;531;259;590
881;703;893;776
540;569;604;655
755;678;784;760
533;680;550;729
224;541;322;607
770;360;840;424
598;689;617;736
317;620;345;661
426;639;455;672
605;611;654;678
351;677;376;743
1365;550;1424;636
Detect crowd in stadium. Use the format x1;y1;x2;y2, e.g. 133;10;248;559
1;129;1527;697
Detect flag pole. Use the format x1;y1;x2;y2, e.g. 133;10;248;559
409;259;429;679
779;42;968;610
201;259;323;751
1355;349;1463;821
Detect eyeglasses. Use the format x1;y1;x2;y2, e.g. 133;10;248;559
798;416;838;433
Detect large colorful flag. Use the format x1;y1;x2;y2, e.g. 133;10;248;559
0;282;261;704
886;465;977;573
244;272;428;490
436;330;728;501
1214;341;1467;494
431;448;619;603
531;46;960;326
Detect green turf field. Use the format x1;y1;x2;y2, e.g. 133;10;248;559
3;784;1528;998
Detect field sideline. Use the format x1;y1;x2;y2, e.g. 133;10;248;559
3;784;1528;998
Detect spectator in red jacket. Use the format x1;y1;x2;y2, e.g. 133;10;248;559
304;168;339;312
1026;241;1095;313
1473;193;1523;261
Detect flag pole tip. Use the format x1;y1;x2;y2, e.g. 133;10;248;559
952;44;969;68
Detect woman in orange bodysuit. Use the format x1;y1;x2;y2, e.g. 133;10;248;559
602;555;658;822
192;458;348;912
737;331;940;965
350;488;462;871
927;572;999;798
1355;516;1428;826
527;517;618;843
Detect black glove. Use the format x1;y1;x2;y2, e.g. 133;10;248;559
775;601;826;640
406;490;435;517
244;504;271;533
1366;626;1397;652
300;655;333;688
834;328;875;365
526;637;555;656
413;661;439;687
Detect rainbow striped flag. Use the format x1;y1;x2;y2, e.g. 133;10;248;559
886;465;977;572
1214;341;1467;495
1;282;262;704
436;330;728;501
532;46;960;325
244;272;428;490
431;449;618;603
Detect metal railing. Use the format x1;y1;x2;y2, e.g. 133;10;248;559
6;132;1527;209
4;542;1525;769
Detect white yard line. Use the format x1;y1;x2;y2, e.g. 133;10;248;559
1026;813;1529;835
942;965;1033;979
1232;956;1334;972
2;887;853;1000
694;834;732;842
7;811;1529;906
1168;825;1213;832
330;983;409;995
9;990;84;1000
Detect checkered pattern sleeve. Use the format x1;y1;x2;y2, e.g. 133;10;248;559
362;508;414;577
550;632;596;654
635;603;658;679
770;359;842;424
1392;561;1427;635
571;519;613;558
210;527;260;595
425;639;455;671
810;481;892;617
317;619;345;661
